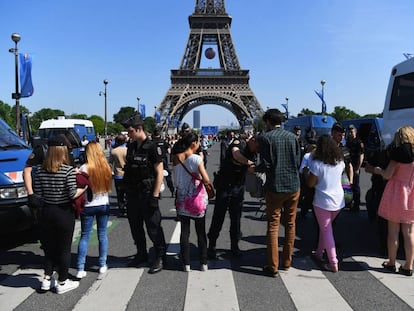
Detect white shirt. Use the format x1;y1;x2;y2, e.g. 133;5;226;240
309;159;345;211
299;152;313;174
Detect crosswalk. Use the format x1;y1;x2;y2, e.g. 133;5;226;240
1;221;413;311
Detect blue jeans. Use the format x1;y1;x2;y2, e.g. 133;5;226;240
77;204;110;270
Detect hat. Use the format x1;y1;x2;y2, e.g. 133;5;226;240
332;122;345;133
294;125;301;131
48;134;69;147
348;124;356;130
122;113;144;128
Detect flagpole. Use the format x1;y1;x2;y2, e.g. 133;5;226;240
9;33;21;135
137;97;140;113
320;80;326;114
285;97;289;119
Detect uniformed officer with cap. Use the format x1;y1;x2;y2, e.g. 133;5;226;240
207;134;258;258
122;114;167;274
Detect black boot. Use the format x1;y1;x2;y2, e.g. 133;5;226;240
231;241;242;257
207;240;217;260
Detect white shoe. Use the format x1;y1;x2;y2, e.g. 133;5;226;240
99;265;108;274
76;270;87;279
184;265;191;272
56;279;79;294
40;277;55;291
201;264;208;272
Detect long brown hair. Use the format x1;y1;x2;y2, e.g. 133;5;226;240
85;141;112;194
313;135;344;165
42;146;71;173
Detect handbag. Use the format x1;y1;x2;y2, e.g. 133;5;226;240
178;158;215;199
341;172;353;205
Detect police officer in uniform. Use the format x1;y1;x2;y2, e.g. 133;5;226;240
207;135;258;259
123;115;166;274
152;129;174;197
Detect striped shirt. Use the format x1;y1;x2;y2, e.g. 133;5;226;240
34;164;77;205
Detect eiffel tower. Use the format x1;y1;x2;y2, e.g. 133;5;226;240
157;0;263;130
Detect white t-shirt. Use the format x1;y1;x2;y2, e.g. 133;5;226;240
79;164;109;207
174;154;207;217
299;152;313;174
309;159;345;211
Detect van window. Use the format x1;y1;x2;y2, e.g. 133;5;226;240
390;72;414;110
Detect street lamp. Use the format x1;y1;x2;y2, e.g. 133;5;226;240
285;97;289;119
320;80;326;114
99;79;108;149
137;97;140;113
9;33;21;134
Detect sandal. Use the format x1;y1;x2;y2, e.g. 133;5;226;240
398;266;413;276
323;263;339;273
382;261;396;273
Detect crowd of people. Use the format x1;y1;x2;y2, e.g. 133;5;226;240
23;109;414;294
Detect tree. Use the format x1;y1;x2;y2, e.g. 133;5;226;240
330;106;360;123
113;107;137;124
30;108;65;131
0;100;14;125
69;113;88;119
299;108;316;116
89;115;104;135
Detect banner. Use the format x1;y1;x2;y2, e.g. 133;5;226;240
314;90;326;113
139;103;146;119
19;53;34;97
155;110;161;123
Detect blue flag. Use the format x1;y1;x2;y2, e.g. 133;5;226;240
155;110;161;123
403;53;414;60
19;53;34;97
139;103;146;119
314;90;326;113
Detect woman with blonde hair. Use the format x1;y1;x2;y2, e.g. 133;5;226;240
34;135;86;294
76;141;112;278
366;125;414;276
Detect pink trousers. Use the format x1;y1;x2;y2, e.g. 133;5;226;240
313;206;341;266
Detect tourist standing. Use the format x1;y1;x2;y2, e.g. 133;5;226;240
109;134;128;217
306;135;345;273
365;125;414;276
254;109;301;277
34;135;86;294
76;141;112;279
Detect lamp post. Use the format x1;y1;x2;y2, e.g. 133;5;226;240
9;33;21;134
285;97;289;119
137;97;140;112
99;79;108;149
321;80;326;114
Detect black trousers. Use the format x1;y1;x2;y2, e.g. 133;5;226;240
114;178;126;211
40;205;75;282
208;184;244;244
126;192;166;258
179;215;207;265
352;171;361;209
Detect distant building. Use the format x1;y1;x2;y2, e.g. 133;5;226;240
193;110;200;129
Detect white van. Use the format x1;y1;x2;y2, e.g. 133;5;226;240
381;57;414;146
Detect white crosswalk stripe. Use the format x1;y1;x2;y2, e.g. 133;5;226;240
2;253;414;310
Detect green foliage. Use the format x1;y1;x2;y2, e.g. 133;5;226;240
69;113;88;119
299;108;316;116
108;122;124;135
89;115;104;135
143;116;155;133
113;107;137;124
329;106;360;123
0;100;14;126
29;108;65;131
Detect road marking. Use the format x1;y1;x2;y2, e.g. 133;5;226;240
73;268;143;311
353;256;414;308
280;257;352;311
168;222;240;311
0;268;43;310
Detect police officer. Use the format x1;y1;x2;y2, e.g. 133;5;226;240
122;114;166;274
346;124;364;212
207;134;257;259
152;129;174;197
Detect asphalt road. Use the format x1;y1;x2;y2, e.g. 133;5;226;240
0;140;413;311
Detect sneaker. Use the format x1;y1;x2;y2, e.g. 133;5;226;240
184;265;191;272
76;270;87;279
40;277;55;291
201;264;208;272
56;279;79;294
99;265;108;274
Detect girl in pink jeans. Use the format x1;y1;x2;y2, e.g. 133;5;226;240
305;135;346;272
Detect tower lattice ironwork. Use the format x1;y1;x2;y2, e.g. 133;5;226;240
157;0;263;130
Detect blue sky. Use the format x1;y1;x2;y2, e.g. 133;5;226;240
0;0;413;128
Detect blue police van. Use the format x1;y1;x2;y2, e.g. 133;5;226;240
0;118;32;233
283;115;337;140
